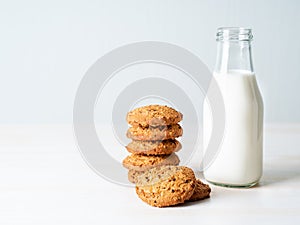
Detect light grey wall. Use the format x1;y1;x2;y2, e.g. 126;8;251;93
0;0;299;123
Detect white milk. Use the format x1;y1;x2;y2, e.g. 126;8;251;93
203;70;263;186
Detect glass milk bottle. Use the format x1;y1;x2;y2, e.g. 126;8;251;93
203;27;263;187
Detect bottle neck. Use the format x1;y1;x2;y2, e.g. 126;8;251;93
214;28;254;74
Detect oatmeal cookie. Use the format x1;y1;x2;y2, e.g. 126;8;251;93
127;105;183;127
135;166;196;207
126;124;182;141
126;139;181;155
188;180;211;201
122;153;180;171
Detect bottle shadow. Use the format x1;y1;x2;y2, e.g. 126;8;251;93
252;155;300;188
193;154;300;189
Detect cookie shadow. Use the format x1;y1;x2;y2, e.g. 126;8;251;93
167;197;211;208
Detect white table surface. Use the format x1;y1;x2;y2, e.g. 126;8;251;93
0;124;299;225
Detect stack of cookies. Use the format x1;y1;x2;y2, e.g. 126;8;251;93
123;105;183;183
122;105;211;207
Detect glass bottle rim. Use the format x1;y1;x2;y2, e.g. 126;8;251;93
216;27;253;42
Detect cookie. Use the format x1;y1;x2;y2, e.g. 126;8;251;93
128;170;144;183
126;124;183;141
188;180;211;201
135;166;196;207
126;139;181;155
127;105;183;127
122;153;180;171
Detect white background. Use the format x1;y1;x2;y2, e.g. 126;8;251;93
0;0;300;124
1;1;300;225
